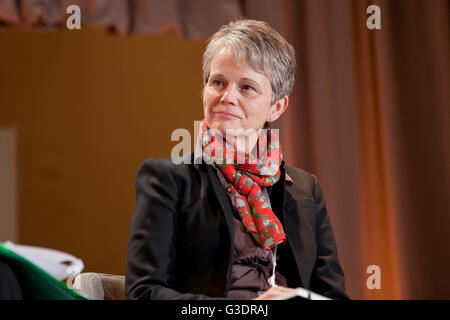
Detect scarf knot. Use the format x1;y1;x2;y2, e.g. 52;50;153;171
200;119;286;251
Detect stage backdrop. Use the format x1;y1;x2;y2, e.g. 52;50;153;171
0;0;449;300
0;27;205;284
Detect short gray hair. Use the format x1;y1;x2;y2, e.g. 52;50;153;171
202;19;296;104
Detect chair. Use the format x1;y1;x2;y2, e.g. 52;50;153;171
66;273;125;300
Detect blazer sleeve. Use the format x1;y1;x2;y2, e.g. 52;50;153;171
125;159;220;300
309;175;350;300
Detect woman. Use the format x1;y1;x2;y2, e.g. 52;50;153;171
125;19;348;300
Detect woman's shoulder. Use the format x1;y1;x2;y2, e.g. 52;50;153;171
137;157;197;177
284;164;316;184
284;164;323;201
133;158;203;194
137;150;199;170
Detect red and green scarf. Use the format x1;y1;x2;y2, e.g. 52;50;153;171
199;119;286;251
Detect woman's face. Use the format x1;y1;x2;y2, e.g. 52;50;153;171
203;49;281;138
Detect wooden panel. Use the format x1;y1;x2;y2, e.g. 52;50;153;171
0;128;17;242
0;27;205;275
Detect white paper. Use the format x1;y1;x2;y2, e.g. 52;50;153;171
270;287;331;300
2;241;84;281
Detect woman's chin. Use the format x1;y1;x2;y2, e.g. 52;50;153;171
209;121;242;136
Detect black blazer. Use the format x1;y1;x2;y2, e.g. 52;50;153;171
125;155;349;300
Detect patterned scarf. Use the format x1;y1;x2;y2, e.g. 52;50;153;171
199;119;286;251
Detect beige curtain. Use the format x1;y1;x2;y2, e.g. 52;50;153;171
0;0;244;38
280;0;450;299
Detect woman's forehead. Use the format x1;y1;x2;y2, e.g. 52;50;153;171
211;48;268;80
213;47;246;66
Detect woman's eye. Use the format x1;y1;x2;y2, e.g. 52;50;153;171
242;84;255;92
212;80;222;86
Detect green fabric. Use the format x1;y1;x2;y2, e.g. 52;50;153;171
0;243;87;300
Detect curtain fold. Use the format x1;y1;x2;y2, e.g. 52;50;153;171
131;0;180;36
0;0;247;37
281;0;449;299
0;0;131;33
0;0;20;24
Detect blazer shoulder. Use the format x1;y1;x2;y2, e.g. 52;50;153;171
135;158;199;185
284;165;322;202
285;165;314;179
284;165;316;187
139;157;174;169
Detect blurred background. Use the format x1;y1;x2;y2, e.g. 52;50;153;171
0;0;448;299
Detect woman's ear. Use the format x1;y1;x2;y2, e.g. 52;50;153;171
266;96;289;123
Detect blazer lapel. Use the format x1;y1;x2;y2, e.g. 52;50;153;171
204;164;235;270
199;155;315;290
283;194;316;289
193;151;234;248
272;164;315;290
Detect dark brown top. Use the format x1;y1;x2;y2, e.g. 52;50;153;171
227;212;288;299
214;168;288;299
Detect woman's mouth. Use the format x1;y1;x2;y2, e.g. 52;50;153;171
214;111;241;119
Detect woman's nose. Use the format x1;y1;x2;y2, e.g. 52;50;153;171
220;86;238;106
